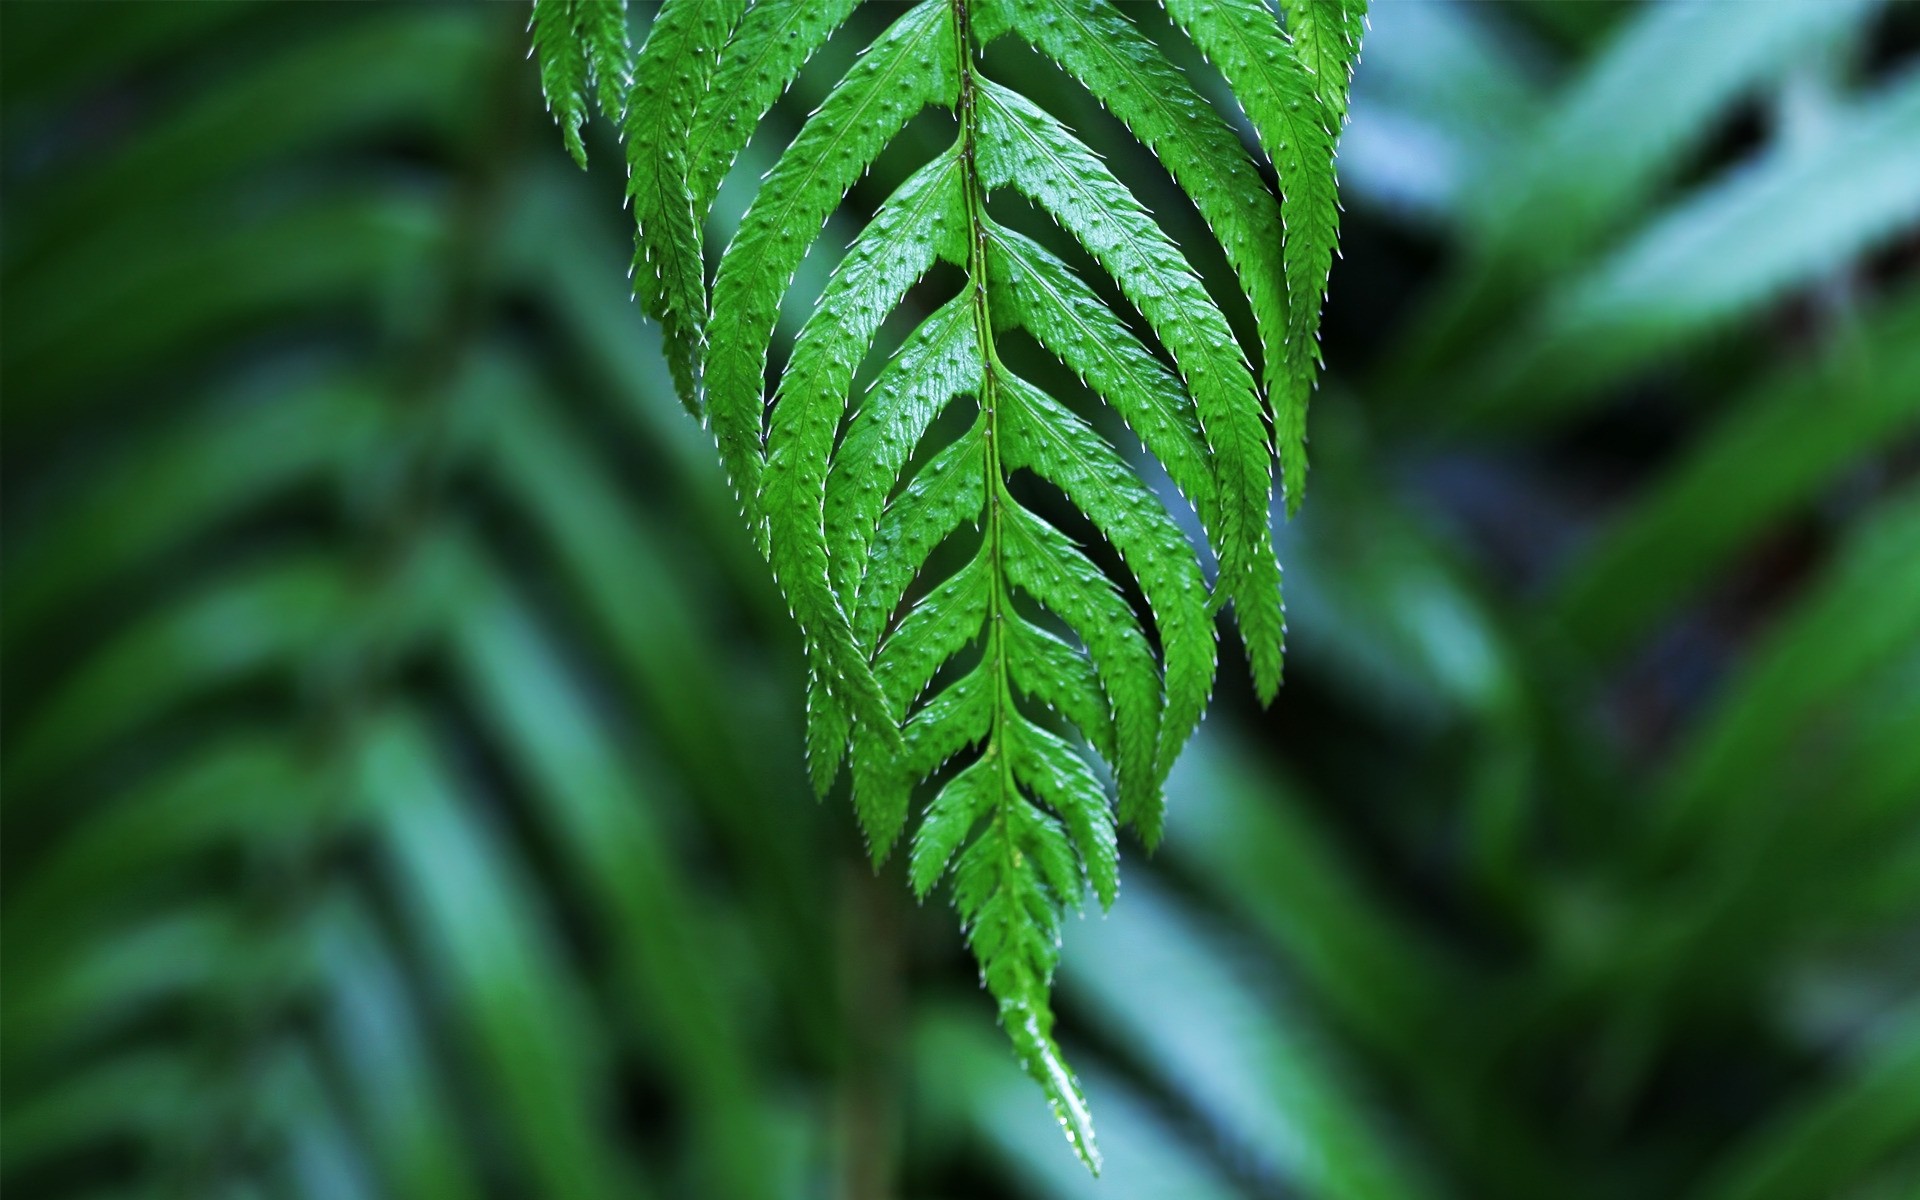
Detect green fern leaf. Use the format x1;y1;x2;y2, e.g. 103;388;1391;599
859;546;993;849
530;0;631;169
704;0;957;531
810;343;987;793
627;0;747;415
998;495;1165;823
831;299;987;628
548;0;1364;1164
972;77;1287;700
530;0;590;168
1167;0;1343;518
996;371;1211;841
909;756;997;899
1007;714;1120;907
685;0;860;224
950;780;1099;1166
764;150;969;789
1004;611;1118;768
1279;0;1368;125
805;296;985;792
981;0;1291;455
985;228;1217;522
686;0;864;443
577;2;630;122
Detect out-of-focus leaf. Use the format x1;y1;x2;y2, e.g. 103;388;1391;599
472;359;836;1042
1063;873;1435;1200
474;359;771;793
1655;486;1920;846
5;556;349;794
4;733;300;965
356;709;646;1200
4;909;234;1079
2;378;381;643
500;178;760;568
1164;733;1573;1198
0;1053;189;1177
1476;0;1879;270
1396;0;1880;372
1162;734;1455;1068
7;533;460;798
1339;0;1543;224
1689;1003;1920;1200
1461;65;1920;422
442;546;784;1200
0;0;260;112
9;9;492;264
1281;446;1520;725
316;902;486;1200
1555;292;1920;658
6;195;443;420
270;1049;380;1200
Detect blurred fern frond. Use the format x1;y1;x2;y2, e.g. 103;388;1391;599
4;6;809;1198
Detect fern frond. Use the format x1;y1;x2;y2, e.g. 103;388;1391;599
1167;0;1343;517
766;150;969;796
530;0;631;169
840;421;992;793
950;776;1100;1163
995;371;1212;839
662;0;867;428
703;0;957;539
810;299;986;791
983;0;1291;442
995;490;1164;844
985;227;1216;522
627;0;747;415
972;76;1286;700
553;0;1364;1163
1279;0;1368;125
832;299;987;630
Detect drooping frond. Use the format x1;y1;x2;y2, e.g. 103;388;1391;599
530;0;1365;1166
529;0;631;168
625;0;748;414
1167;0;1346;516
969;73;1284;700
22;0;1920;1196
984;0;1293;470
1280;0;1369;125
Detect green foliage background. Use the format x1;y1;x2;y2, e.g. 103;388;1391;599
4;2;1918;1198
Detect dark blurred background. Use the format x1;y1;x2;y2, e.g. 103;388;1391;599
4;2;1919;1198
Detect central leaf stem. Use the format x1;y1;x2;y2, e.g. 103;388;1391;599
951;0;1018;803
